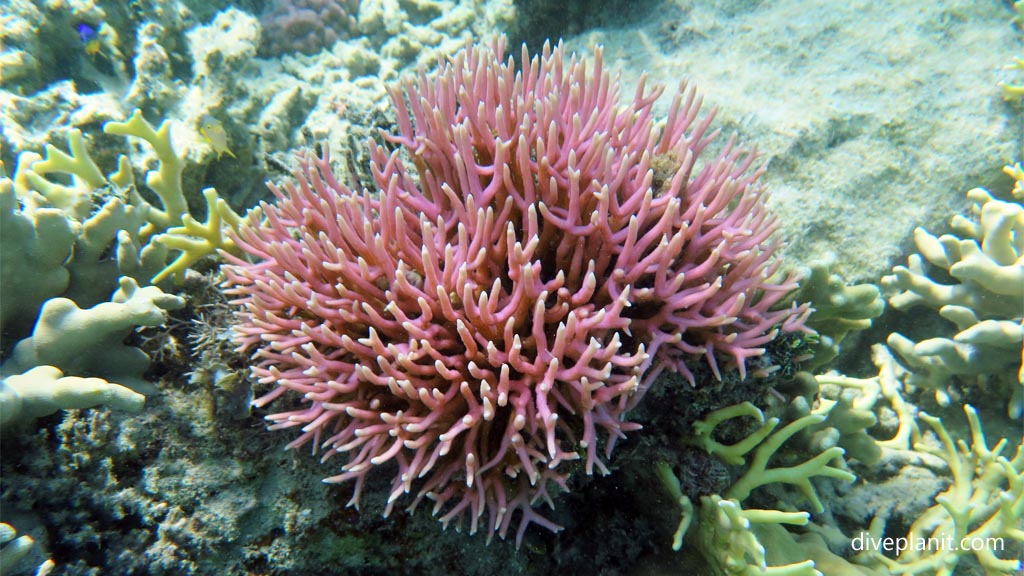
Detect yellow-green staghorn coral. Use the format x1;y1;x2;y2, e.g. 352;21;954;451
11;128;105;220
103;110;247;284
688;401;857;511
102;109;190;240
855;406;1023;575
659;401;858;574
9;109;248;302
151;187;248;284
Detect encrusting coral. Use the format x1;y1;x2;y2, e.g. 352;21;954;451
223;38;810;545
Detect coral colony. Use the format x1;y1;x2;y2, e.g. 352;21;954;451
223;39;809;544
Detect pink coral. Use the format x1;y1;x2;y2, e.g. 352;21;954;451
223;39;808;544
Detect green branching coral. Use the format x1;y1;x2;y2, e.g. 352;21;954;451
688;402;857;511
856;405;1023;575
152;188;248;284
650;137;1022;576
658;370;1022;575
789;263;885;371
658;401;858;574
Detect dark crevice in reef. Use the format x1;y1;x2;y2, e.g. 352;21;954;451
508;0;660;56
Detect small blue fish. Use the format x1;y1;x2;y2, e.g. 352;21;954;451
76;22;102;55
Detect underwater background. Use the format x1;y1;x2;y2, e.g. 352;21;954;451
0;0;1022;574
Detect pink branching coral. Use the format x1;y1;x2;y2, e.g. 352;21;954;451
223;38;809;545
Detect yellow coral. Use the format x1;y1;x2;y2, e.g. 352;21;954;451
103;110;189;239
1005;163;1024;201
152;188;250;284
1002;57;1024;101
860;406;1024;575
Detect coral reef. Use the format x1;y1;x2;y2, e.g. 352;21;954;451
223;38;807;544
0;0;1020;574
